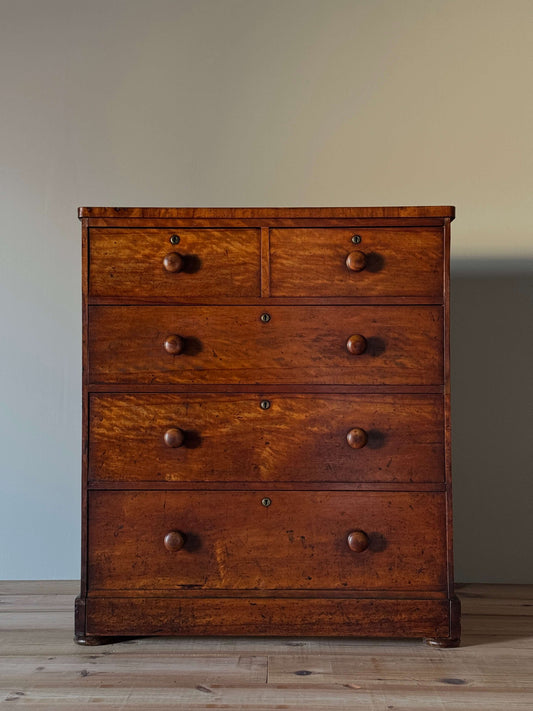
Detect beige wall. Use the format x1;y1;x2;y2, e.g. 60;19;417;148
1;0;531;580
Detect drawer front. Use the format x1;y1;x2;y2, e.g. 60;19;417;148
89;394;444;483
270;228;443;297
89;228;261;298
88;305;443;385
88;491;447;591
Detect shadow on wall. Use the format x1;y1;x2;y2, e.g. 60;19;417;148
451;261;533;583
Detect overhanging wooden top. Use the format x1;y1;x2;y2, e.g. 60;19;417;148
78;206;455;220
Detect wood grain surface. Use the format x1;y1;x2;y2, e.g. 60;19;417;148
79;206;456;219
88;393;444;483
87;491;446;592
2;583;528;709
88;305;443;385
10;582;532;710
78;207;456;646
86;597;450;638
89;228;261;298
270;227;443;297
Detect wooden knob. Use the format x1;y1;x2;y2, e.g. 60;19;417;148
346;251;366;272
346;427;368;449
346;334;367;355
163;428;185;448
163;252;184;273
164;531;185;552
347;530;369;552
164;334;184;355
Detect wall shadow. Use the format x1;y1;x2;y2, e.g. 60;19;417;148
451;261;533;582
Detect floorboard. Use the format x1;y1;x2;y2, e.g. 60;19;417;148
1;582;532;709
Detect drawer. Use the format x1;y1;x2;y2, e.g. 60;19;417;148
270;228;443;297
89;394;444;483
88;228;261;298
88;491;447;591
88;305;443;385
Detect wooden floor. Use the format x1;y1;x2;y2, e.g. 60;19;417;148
1;583;532;709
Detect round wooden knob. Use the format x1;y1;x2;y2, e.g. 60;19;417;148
164;334;184;355
163;428;185;448
346;334;367;355
164;531;185;552
346;427;368;449
347;530;369;552
163;252;184;273
346;251;366;272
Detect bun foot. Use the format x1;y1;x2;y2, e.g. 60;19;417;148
424;637;461;648
74;634;121;646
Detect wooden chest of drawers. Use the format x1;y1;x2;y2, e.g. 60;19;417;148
75;206;460;647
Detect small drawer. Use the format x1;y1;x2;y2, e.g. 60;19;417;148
89;393;444;483
88;305;443;385
88;491;447;591
270;228;444;298
88;228;261;298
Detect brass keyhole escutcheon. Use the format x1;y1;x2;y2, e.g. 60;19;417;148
170;234;180;245
260;399;271;410
351;234;361;244
260;313;271;323
261;497;272;507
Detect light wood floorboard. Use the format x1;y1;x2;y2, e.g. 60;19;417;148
0;582;532;709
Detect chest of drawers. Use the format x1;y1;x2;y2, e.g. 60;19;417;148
75;206;460;647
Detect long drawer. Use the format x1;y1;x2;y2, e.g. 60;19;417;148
270;227;444;297
89;393;444;483
88;305;443;385
88;491;447;592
